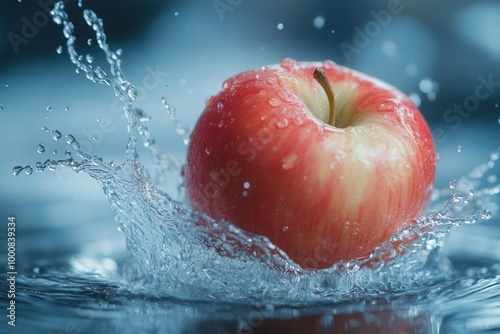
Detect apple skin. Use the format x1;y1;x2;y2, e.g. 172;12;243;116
185;58;436;269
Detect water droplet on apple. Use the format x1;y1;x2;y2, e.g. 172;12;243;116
275;119;289;129
267;77;277;85
280;58;295;70
268;97;281;107
378;100;398;112
457;145;463;153
242;191;248;197
218;120;224;128
276;75;290;89
282;154;298;170
282;226;289;232
205;147;211;155
293;116;304;126
313;15;325;29
243;182;250;189
449;179;457;190
217;102;223;111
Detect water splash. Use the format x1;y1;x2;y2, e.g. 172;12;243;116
12;1;500;307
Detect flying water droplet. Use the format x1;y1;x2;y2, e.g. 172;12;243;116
419;79;439;101
56;45;63;54
65;106;70;111
86;54;94;63
481;210;492;220
37;144;46;153
0;105;3;111
46;106;52;111
313;15;326;29
382;40;397;58
66;135;76;145
406;64;418;77
277;23;284;30
12;166;24;176
487;175;497;183
282;154;298;170
419;79;433;93
87;38;92;45
457;145;463;153
408;93;421;107
127;85;137;100
24;166;33;175
52;130;62;141
449;179;457;190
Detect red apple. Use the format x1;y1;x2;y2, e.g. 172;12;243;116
185;58;436;269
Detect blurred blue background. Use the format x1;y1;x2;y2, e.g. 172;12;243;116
0;0;499;269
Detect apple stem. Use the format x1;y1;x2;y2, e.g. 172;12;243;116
313;68;336;126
